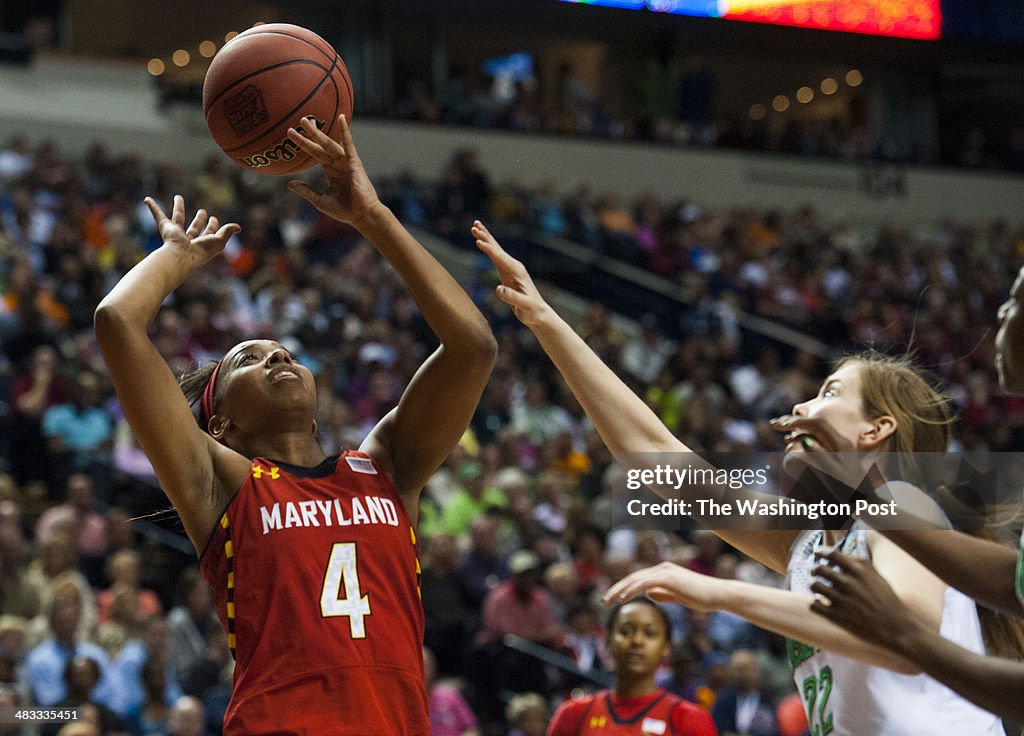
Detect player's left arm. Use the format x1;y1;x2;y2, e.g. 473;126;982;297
811;548;1024;722
286;115;496;504
604;556;929;674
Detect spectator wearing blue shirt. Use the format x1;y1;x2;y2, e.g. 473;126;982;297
25;596;112;708
41;371;111;489
39;656;126;736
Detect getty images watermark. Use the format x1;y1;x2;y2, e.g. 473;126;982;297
608;451;1024;532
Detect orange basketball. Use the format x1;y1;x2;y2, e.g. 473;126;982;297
202;23;353;176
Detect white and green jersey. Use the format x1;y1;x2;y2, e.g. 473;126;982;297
1016;527;1024;611
786;524;1005;736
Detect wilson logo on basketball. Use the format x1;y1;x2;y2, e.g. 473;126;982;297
223;85;269;138
240;117;327;170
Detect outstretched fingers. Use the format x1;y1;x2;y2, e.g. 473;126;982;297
187;209;209;237
171;194;186;226
287;116;345;165
472;220;502;254
143;197;168;227
602;568;664;606
336;114;360;161
473;221;525;276
212;221;241;241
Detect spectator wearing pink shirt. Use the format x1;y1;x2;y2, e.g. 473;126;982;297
424;648;479;736
35;474;107;557
96;550;162;626
476;550;561;648
471;550;562;725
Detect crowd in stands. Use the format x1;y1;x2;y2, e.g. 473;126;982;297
0;133;1021;736
389;62;1024;173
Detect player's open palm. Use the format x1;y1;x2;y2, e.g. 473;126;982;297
473;220;553;329
287;114;382;226
603;561;724;612
145;195;239;269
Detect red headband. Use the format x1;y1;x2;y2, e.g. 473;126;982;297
201;360;223;428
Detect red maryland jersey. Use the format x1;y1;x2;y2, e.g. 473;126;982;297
200;451;428;736
547;690;717;736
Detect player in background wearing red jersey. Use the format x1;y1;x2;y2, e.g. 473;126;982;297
547;598;716;736
93;115;496;736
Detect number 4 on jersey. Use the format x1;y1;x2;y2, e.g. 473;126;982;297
320;542;371;637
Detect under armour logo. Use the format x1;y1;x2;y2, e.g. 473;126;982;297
252;464;280;480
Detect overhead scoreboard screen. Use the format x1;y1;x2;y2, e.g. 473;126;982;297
559;1;942;40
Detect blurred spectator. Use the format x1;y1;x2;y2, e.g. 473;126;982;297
25;542;98;645
96;550;161;627
504;692;548;736
25;596;111;707
621;315;674;385
686;531;724;578
421;534;473;677
0;524;41;619
460;515;508;613
510;381;573;448
0;137;33;182
661;641;702;705
40;656;126;736
99;613;182;729
36;474;108;558
440;462;507;537
424;647;480;736
41;373;112;489
561;601;605;676
542;562;578;625
471;550;561;726
136;657;174;735
166;696;208;736
477;551;561;650
570;525;605;596
712;649;778;736
8;344;65;487
166;571;219;687
533;470;571;535
0;683;27;736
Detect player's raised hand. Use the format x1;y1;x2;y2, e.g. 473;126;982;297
286;114;383;227
145;195;239;268
473;220;554;329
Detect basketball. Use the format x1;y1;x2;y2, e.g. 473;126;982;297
202;23;353;176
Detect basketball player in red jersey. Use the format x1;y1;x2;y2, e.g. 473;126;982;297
94;115;496;736
547;599;716;736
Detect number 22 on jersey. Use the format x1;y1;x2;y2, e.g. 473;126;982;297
801;665;834;736
320;542;371;637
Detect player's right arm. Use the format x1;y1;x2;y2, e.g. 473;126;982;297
474;222;796;573
877;530;1020;617
812;548;1024;721
94;195;246;550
